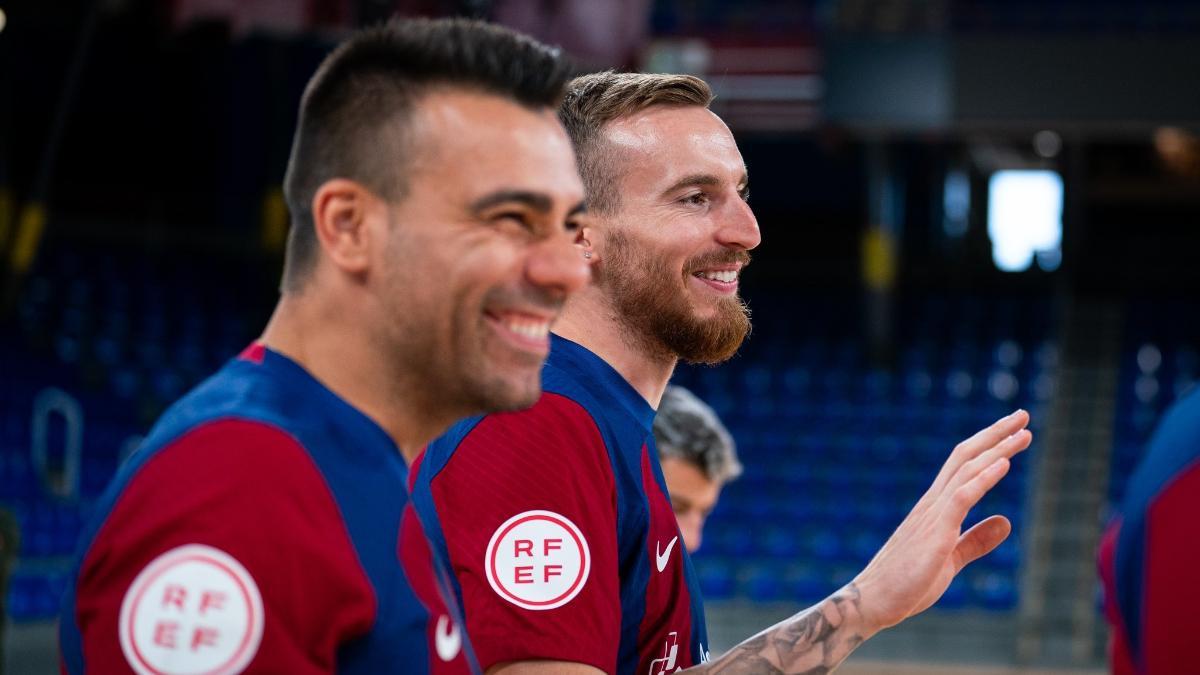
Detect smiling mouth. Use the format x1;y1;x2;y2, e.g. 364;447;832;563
498;314;551;340
692;269;739;283
485;310;553;352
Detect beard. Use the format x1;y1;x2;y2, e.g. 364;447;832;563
596;230;751;365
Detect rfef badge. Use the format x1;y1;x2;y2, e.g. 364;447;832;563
119;544;264;675
485;510;590;611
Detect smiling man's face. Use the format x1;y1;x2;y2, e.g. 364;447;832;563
591;104;759;364
379;89;589;412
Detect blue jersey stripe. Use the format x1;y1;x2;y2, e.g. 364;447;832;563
1113;388;1200;667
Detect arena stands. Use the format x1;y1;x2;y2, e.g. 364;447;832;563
674;292;1055;612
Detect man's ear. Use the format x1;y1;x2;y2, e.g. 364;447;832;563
310;178;381;276
576;223;597;264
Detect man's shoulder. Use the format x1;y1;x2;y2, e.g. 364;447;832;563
146;357;311;445
420;390;615;499
64;413;380;675
1125;389;1200;514
129;374;320;497
135;354;376;483
1150;388;1200;454
428;390;604;458
85;416;333;556
85;360;354;553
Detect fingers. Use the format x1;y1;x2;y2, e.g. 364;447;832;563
930;409;1030;494
944;456;1010;527
965;409;1030;454
953;515;1012;572
944;429;1032;496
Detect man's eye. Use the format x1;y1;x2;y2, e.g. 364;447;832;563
681;192;710;207
493;212;532;229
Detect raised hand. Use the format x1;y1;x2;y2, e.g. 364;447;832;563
852;408;1032;632
694;409;1032;674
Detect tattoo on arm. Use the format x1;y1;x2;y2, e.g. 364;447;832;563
692;583;867;674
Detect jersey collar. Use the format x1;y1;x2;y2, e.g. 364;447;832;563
547;333;657;432
234;342;405;461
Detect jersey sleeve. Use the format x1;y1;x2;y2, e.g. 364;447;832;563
66;419;376;674
429;393;620;672
1137;460;1200;673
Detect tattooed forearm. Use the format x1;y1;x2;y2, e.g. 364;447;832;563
690;584;869;675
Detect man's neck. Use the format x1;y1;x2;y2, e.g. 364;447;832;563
259;292;451;463
551;287;677;410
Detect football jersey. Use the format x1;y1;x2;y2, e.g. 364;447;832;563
411;334;709;674
1099;388;1200;675
59;343;480;674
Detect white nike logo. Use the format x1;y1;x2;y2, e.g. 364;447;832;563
434;614;461;662
655;536;679;572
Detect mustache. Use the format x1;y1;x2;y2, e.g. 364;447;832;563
684;249;751;273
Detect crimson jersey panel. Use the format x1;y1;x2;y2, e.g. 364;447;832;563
59;345;479;674
412;334;709;674
1101;388;1200;675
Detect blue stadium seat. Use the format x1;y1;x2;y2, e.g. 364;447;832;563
693;556;735;600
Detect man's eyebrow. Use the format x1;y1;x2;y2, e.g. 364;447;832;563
660;171;751;198
568;201;587;217
470;190;553;214
661;173;721;197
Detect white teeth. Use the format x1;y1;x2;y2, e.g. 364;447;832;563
502;318;550;339
696;270;738;283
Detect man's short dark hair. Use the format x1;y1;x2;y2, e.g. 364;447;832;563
281;18;573;292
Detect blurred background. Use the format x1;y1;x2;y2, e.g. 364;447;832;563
2;0;1199;672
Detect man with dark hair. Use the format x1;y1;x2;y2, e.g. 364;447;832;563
653;384;741;554
59;18;588;673
412;70;1031;674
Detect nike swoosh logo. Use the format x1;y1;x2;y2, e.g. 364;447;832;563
434;614;461;662
655;536;679;572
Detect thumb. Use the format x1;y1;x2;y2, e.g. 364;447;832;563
953;515;1012;572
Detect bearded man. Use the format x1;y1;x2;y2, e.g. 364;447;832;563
409;71;1031;675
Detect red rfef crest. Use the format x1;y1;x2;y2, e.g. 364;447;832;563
119;544;264;675
484;510;590;611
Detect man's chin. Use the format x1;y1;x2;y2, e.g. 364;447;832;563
667;314;751;365
491;389;542;413
677;340;743;365
468;370;543;414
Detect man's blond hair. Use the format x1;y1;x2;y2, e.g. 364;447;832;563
558;71;714;214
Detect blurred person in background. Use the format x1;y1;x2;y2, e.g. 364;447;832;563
58;18;587;674
653;384;742;554
1099;387;1200;674
411;70;1033;675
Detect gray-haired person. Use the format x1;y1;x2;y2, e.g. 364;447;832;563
654;384;742;553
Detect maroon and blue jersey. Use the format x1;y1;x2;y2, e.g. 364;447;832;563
59;343;479;674
1099;388;1200;674
410;334;709;674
